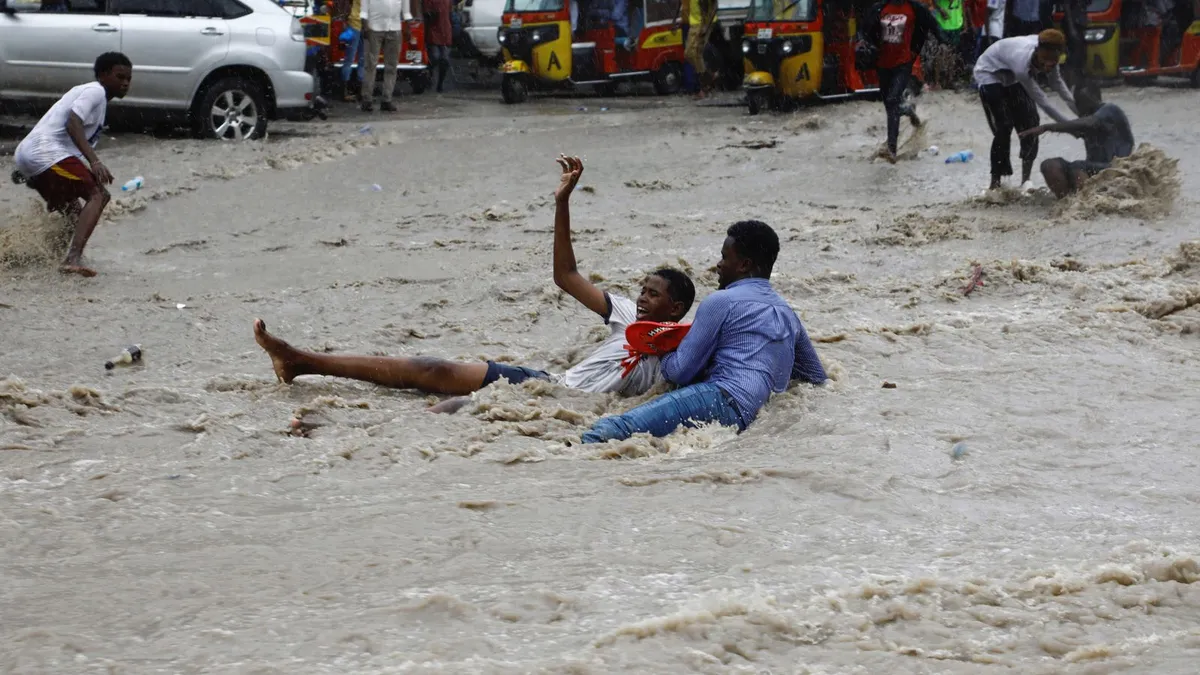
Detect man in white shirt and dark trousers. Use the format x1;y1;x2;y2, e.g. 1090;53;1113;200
973;29;1076;192
12;52;132;277
360;0;410;111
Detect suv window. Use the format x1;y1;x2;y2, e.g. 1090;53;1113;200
113;0;247;17
4;0;106;12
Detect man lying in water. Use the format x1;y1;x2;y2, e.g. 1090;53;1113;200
253;155;696;412
1019;81;1134;199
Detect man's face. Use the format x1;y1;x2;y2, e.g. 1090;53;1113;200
1032;48;1060;73
100;65;133;99
715;237;748;290
636;275;679;322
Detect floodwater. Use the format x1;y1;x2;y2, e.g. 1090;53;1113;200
2;86;1199;674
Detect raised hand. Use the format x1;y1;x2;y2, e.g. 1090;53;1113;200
555;154;583;202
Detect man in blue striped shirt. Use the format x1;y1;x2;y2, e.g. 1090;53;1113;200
582;220;827;444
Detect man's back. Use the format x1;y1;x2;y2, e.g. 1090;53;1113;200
661;278;825;424
1083;103;1134;164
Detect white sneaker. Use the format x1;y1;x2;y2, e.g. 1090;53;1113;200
1020;180;1036;193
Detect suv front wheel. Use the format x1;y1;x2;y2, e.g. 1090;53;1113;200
195;77;269;141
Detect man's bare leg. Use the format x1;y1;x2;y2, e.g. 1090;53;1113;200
253;319;489;396
60;188;109;277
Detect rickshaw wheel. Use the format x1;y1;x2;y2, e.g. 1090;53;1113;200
746;91;768;115
409;71;431;95
502;75;529;104
653;62;682;95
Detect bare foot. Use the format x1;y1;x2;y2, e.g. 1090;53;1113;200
426;396;473;415
253;319;308;383
59;264;97;277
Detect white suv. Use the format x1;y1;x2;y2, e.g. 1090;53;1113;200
0;0;323;140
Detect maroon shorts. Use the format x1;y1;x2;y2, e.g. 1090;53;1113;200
28;157;97;212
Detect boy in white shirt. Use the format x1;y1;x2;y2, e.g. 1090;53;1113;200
252;155;697;410
13;52;132;277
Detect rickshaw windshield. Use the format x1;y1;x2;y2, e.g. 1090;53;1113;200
504;0;565;12
748;0;818;21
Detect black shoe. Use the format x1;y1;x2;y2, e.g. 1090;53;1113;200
380;101;398;112
360;100;374;112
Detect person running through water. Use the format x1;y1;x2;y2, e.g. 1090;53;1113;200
864;0;946;163
253;156;696;411
973;29;1077;192
12;52;132;277
581;220;827;444
1019;81;1134;198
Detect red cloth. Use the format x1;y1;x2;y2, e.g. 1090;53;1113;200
877;1;918;69
29;157;96;211
425;0;453;46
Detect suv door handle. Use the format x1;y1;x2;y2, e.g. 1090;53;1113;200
92;23;119;32
200;27;224;36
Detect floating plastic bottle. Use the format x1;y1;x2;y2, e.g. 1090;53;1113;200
121;176;144;191
944;150;974;164
925;145;940;157
105;345;142;370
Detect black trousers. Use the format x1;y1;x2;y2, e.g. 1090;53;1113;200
878;62;914;154
979;82;1040;179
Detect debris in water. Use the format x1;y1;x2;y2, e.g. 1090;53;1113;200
722;139;779;150
952;442;968;460
105;345;143;370
370;184;383;192
925;145;940;157
945;150;974;164
962;264;985;296
882;381;897;389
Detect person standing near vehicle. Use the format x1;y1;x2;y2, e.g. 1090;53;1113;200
361;0;410;111
13;52;131;277
425;0;453;93
336;0;368;101
973;29;1076;191
1061;0;1088;86
864;0;945;163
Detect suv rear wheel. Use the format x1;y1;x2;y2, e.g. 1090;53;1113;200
195;77;269;141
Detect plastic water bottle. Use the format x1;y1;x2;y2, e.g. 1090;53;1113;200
925;145;940;157
944;150;974;164
121;176;144;191
105;344;142;370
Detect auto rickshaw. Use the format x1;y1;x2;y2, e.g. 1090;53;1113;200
301;13;433;98
1052;0;1199;84
497;0;686;103
740;0;880;114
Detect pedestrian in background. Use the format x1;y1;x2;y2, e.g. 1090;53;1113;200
361;0;410;112
425;0;453;93
338;0;368;102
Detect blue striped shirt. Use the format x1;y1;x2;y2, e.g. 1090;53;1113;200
661;278;827;424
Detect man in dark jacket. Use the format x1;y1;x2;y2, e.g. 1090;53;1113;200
863;0;947;163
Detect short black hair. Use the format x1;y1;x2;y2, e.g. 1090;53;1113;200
727;220;780;278
651;268;696;317
94;52;132;77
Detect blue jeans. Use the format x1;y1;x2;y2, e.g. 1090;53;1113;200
581;382;745;444
341;31;367;83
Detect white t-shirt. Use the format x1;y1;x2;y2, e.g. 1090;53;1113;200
973;35;1076;123
558;294;661;396
14;82;108;179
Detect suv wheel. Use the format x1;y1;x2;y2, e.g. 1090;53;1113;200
195;77;268;141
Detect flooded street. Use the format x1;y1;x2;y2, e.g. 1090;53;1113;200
2;87;1200;674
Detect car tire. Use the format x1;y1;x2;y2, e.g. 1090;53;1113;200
194;77;269;141
653;62;682;96
501;75;528;104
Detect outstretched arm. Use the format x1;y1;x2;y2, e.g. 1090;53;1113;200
553;155;610;319
1019;115;1100;138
